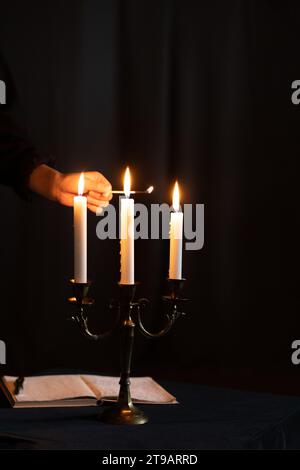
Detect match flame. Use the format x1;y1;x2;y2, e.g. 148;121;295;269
147;186;154;194
124;167;131;198
78;172;85;196
172;181;180;212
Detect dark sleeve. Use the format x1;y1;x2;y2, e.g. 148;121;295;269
0;111;53;198
0;52;53;199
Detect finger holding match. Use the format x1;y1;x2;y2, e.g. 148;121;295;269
88;190;112;201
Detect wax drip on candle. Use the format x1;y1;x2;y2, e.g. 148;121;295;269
169;181;181;237
169;181;183;280
120;167;135;284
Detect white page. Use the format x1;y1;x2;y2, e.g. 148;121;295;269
5;375;96;402
82;375;176;403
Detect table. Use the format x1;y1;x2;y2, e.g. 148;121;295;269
0;381;300;449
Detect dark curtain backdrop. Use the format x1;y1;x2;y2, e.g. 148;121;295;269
0;0;299;390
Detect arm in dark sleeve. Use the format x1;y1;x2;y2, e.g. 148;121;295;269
0;52;53;198
0;110;53;198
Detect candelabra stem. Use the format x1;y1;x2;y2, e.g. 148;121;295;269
118;314;134;406
99;284;148;425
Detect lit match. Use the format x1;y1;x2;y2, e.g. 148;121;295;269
112;186;154;195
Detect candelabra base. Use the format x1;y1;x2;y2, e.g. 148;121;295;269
99;403;148;425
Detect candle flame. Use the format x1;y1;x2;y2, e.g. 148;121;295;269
172;181;180;212
124;167;131;198
147;186;154;194
78;172;85;196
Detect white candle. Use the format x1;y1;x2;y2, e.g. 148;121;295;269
74;173;87;283
169;182;183;279
120;167;134;284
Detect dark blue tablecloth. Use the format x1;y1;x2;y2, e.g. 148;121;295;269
0;381;300;450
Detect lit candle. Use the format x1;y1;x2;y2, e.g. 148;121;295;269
74;173;87;283
120;167;134;284
169;182;183;279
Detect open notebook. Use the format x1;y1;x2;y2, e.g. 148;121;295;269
0;375;177;408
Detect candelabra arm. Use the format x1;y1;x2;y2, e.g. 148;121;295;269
134;279;188;339
71;306;120;341
68;280;119;341
135;301;174;338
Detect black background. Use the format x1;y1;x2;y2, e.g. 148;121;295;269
0;0;300;393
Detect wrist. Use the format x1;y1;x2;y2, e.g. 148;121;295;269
28;164;63;202
52;169;63;202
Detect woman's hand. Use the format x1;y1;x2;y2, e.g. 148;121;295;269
28;165;112;213
54;170;112;213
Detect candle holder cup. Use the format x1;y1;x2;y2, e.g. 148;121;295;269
68;278;188;425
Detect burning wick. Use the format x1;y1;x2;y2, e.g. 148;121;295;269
112;186;154;195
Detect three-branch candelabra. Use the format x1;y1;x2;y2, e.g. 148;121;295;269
68;278;188;425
